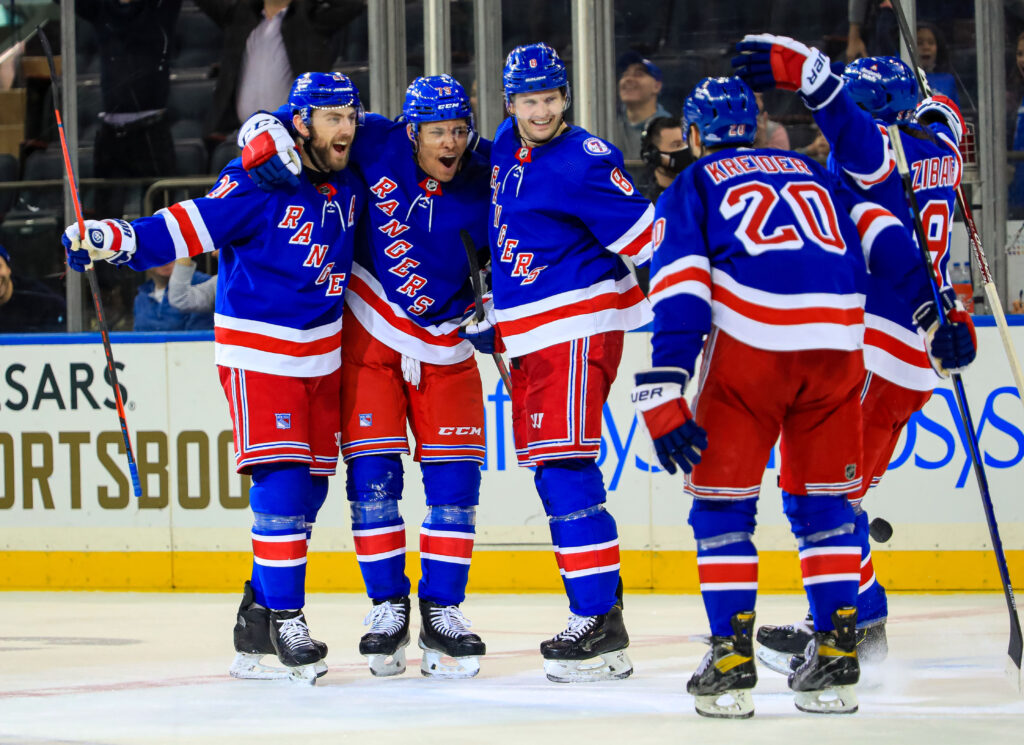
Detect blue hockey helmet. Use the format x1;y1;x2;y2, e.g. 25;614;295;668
402;74;474;136
683;76;758;147
843;56;918;125
289;71;364;127
502;42;571;108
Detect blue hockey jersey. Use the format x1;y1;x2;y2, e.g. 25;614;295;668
345;113;490;365
649;147;931;376
814;86;961;391
488;120;654;357
120;160;363;377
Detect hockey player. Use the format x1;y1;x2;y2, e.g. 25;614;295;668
732;38;977;672
239;74;490;678
63;72;366;685
633;76;973;717
460;42;653;683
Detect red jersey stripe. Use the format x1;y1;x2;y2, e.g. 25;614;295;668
500;284;647;337
713;285;864;327
650;266;712;298
864;327;929;367
215;326;341;357
618;224;653;258
349;274;462;347
167;202;205;257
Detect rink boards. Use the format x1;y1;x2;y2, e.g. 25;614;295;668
0;324;1022;592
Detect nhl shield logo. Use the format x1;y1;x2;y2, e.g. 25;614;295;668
275;413;292;430
583;137;610;156
359;413;373;427
845;463;857;480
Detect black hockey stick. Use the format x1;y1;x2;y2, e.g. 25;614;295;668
39;27;143;498
459;230;512;394
890;0;1024;409
889;121;1023;692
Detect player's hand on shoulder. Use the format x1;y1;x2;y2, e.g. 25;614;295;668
632;367;707;475
732;33;841;110
61;219;137;272
238;111;301;191
915;94;965;146
914;288;977;377
458;295;501;354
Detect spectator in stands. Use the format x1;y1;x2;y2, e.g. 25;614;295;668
134;260;214;331
71;0;182;218
195;0;364;143
753;92;790;150
917;22;959;104
846;0;898;61
613;51;670;160
638;116;688;202
0;244;66;333
168;255;217;314
1009;30;1024;212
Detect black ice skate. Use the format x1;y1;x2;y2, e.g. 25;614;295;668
788;606;860;714
540;602;633;683
360;596;411;677
268;608;323;685
418;598;486;679
757;611;887;675
229;581;327;681
687;610;758;719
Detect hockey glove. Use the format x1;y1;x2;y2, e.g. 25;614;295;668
458;296;502;354
62;219;137;272
914;288;978;377
238;112;301;191
732;34;842;110
401;354;422;387
632;367;708;475
915;95;965;146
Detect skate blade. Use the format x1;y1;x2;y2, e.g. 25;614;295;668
755;645;798;676
286;663;320;686
793;685;858;714
693;689;755;719
229;652;291;680
366;644;408;677
543;649;633;683
418;642;481;679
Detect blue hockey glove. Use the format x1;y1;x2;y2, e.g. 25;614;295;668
632;367;708;475
238;112;301;191
62;219;137;272
913;288;978;377
732;33;842;110
458;296;501;354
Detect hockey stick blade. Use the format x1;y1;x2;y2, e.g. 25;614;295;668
38;27;142;498
889;121;1024;689
459;230;512;395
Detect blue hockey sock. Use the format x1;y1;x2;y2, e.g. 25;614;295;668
248;464;314;610
783;492;860;632
537;460;620;617
689;497;759;637
418;462;480;606
855;509;888;625
348;455;409;601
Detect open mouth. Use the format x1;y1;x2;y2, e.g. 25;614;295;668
439;155;457;168
333;143;349;155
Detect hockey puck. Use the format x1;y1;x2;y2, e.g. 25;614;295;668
869;517;894;543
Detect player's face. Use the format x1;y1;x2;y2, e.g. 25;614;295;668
618;63;661;105
0;256;11;305
414;118;470;183
509;89;567;147
305;107;358;171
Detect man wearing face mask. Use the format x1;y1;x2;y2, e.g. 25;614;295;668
239;74;491;680
64;72;365;686
639;115;691;203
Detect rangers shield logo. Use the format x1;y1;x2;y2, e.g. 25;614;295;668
275;413;291;430
359;413;373;427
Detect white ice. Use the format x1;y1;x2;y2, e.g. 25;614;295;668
1;592;1022;745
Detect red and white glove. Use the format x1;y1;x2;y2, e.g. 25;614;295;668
732;33;842;110
238;112;301;191
61;219;137;272
915;94;965;146
631;367;708;475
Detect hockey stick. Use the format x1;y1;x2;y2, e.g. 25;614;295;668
459;230;512;395
39;27;142;498
890;0;1024;412
889;121;1024;692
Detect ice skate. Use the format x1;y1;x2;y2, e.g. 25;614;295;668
758;611;886;674
229;581;327;681
418;599;486;679
687;610;757;719
540;602;632;683
360;596;411;677
788;606;860;714
268;608;323;685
